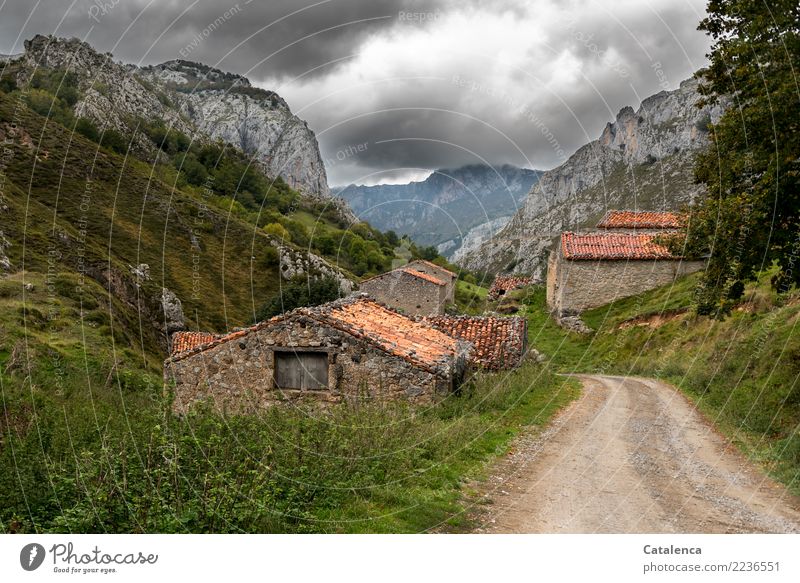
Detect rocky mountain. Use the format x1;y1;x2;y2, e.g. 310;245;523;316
337;164;540;255
14;35;346;213
458;78;725;278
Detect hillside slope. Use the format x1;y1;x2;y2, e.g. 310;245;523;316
460;78;725;278
0;92;350;354
15;35;344;210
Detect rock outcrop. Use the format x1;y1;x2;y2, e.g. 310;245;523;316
459;78;725;278
17;35;344;208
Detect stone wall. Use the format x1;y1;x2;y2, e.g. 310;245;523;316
405;260;456;302
166;314;460;414
547;253;705;314
359;271;447;315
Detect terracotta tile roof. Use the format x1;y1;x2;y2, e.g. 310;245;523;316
311;298;463;373
359;267;446;287
597;210;682;229
399;268;446;286
488;276;532;300
407;259;457;277
422;315;527;370
166;296;468;376
170;331;219;356
561;231;676;260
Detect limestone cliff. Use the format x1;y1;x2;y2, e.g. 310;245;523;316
17;35;344;210
459;78;725;279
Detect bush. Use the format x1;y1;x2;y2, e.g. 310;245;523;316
255;276;342;321
101;128;128;154
75;117;99;142
264;222;291;242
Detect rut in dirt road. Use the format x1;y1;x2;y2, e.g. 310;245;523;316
473;375;800;533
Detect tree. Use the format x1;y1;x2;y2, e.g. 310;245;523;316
255;276;343;321
686;0;800;315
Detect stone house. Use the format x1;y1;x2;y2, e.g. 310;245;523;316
546;229;705;315
404;259;457;302
422;315;528;370
487;276;532;301
165;296;472;414
358;267;449;315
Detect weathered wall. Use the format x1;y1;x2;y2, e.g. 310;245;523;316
547;255;705;314
165;315;457;414
405;260;456;302
359;271;447;315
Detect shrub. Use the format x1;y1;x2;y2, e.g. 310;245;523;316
255;276;342;321
75;117;99;142
264;222;291;242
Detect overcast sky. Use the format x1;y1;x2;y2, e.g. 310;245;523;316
0;0;711;185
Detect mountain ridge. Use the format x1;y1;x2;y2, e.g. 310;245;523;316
13;34;349;217
458;77;726;278
338;163;540;257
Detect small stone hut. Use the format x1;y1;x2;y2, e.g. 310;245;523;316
422;315;528;370
165;296;472;414
404;259;457;302
358;267;449;315
547;211;705;315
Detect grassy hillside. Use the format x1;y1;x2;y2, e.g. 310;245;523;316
522;271;800;494
0;81;577;533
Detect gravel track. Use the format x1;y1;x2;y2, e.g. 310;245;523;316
471;375;800;533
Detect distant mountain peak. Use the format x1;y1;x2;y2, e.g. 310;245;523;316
339;163;540;257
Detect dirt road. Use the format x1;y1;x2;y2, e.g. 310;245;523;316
471;375;800;533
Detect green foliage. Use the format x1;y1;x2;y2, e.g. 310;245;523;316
100;128;128;154
264;222;291;242
0;75;16;93
255;276;342;321
75;117;99;142
414;244;439;261
687;0;800;314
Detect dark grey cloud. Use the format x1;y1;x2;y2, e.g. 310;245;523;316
0;0;433;75
0;0;711;185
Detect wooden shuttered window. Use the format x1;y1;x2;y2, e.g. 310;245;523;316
274;351;329;390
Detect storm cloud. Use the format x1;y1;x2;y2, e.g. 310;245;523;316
0;0;711;185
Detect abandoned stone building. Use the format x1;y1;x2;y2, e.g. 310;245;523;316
358;267;449;315
404;259;457;302
165;296;472;414
546;228;705;315
487;276;533;301
422;315;528;370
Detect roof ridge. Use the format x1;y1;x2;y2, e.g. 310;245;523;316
408;258;457;277
399;267;446;285
166;295;463;375
562;230;678;260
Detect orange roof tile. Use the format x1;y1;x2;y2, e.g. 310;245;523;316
170;331;219;356
407;259;457;277
561;232;675;260
399;268;446;286
423;315;527;370
166;296;467;375
597;210;682;229
315;298;462;372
